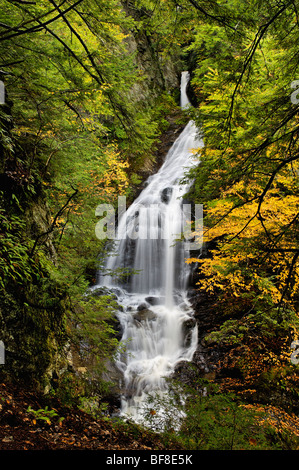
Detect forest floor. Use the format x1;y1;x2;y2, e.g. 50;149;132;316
1;379;299;452
0;381;180;451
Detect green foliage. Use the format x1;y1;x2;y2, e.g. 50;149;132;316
182;2;299;399
73;292;119;363
26;405;64;425
0;0;184;391
143;379;282;450
205;307;299;347
0;208;34;288
179;392;274;450
1;0;297;441
205;319;247;346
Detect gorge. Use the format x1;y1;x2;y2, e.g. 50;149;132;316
96;71;204;424
0;0;298;451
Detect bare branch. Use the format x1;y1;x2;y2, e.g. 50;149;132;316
225;3;292;140
0;0;83;42
29;187;78;257
278;251;299;308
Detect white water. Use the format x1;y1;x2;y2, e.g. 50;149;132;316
97;72;204;424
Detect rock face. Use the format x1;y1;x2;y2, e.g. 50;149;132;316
172;284;228;389
182;317;197;348
121;1;181;101
0;181;68;391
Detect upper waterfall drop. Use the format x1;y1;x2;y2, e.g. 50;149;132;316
180;71;191;109
97;71;204;425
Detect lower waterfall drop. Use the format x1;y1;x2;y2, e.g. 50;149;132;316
97;71;204;425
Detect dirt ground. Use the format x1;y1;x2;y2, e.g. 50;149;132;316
0;381;177;451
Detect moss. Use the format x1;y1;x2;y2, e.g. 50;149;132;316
0;264;67;388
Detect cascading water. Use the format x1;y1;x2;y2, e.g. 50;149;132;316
97;71;204;424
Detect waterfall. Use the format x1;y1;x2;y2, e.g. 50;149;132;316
97;71;204;425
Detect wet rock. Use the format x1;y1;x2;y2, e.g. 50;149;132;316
182;317;196;334
137;302;150;311
145;296;163;306
101;360;123;414
182;317;196;347
179;301;191;312
90;287;117;301
173;360;200;385
161;187;173;204
133;309;157;323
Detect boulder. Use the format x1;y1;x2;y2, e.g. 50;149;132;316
145;296;163;306
161;187;173;203
133;309;157;323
